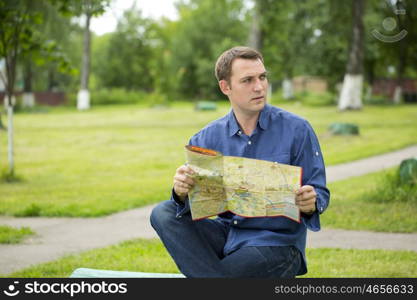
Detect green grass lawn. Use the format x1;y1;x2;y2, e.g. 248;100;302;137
6;238;416;278
323;168;417;233
0;225;34;244
1;102;416;217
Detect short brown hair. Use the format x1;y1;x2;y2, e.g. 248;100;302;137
214;46;264;82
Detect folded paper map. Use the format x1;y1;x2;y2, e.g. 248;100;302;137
185;145;302;222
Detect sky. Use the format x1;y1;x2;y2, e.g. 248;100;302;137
90;0;178;36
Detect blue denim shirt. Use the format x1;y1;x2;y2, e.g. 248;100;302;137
171;104;330;275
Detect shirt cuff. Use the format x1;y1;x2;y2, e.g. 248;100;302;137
170;188;191;218
302;210;321;232
301;198;322;232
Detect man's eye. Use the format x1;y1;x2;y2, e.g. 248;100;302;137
260;74;267;80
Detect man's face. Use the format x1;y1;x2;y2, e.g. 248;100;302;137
219;58;268;116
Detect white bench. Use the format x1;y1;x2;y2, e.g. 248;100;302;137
70;268;185;278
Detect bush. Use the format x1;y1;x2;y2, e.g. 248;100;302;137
147;92;170;108
91;88;147;105
270;90;336;107
14;203;42;217
363;95;392;105
365;169;417;204
297;91;336;106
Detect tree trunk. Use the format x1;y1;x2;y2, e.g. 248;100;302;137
248;0;262;50
0;109;4;129
23;58;35;108
7;104;14;175
282;78;294;100
338;0;365;110
77;12;92;110
5;52;16;175
0;59;5;129
393;2;407;104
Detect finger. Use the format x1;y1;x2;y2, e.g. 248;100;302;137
296;185;314;195
296;193;316;204
296;189;316;201
296;199;316;207
177;165;195;175
176;165;188;174
174;174;194;186
185;166;195;175
176;181;192;190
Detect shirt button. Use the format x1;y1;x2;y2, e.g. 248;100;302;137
233;220;238;225
248;141;252;145
315;151;319;156
238;131;242;135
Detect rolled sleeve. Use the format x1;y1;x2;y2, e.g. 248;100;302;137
294;122;330;231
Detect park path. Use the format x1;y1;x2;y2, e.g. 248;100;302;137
0;145;417;275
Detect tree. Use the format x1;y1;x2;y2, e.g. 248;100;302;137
19;1;74;107
338;0;366;110
57;0;109;110
0;0;73;176
93;7;154;91
0;0;38;175
247;0;262;51
300;0;352;91
260;0;318;99
170;0;247;100
382;0;416;103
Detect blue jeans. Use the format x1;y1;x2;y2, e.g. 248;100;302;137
150;200;301;278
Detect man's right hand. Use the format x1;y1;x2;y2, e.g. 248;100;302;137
173;165;195;202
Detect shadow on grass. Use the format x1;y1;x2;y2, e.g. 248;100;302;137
0;171;25;183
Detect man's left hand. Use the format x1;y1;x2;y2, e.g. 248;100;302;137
295;185;317;215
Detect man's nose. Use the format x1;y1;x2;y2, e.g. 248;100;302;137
253;79;264;91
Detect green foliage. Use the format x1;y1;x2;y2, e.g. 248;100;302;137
167;0;248;99
92;9;154;91
90;88;146;105
364;0;417;80
260;0;351;87
14;203;42;217
2;0;416;103
364;168;417;204
0;0;77;89
363;95;392;105
270;91;335;107
7;238;417;277
53;0;110;18
0;225;34;244
147;92;170;108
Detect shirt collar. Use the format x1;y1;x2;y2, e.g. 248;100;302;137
227;104;270;137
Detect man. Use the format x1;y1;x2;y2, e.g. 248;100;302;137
150;46;330;278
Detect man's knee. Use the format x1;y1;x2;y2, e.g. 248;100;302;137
150;200;176;230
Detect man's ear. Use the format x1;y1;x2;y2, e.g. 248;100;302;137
219;79;231;96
